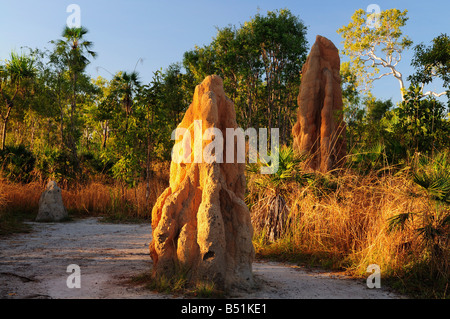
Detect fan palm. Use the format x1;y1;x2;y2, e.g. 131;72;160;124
388;151;450;278
53;26;96;74
247;145;312;242
413;151;450;203
111;71;141;132
113;71;141;116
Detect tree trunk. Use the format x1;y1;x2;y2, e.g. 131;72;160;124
58;76;64;148
145;108;154;201
397;76;405;101
30;121;36;151
1;119;7;151
391;67;405;101
69;72;80;171
1;106;12;150
102;120;108;149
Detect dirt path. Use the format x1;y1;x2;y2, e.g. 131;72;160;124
0;218;402;299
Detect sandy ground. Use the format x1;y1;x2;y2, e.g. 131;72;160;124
0;218;403;299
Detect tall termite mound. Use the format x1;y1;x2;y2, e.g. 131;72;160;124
149;75;254;291
292;35;346;172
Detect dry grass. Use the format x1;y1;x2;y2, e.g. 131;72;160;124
0;181;42;235
0;162;170;234
0;181;42;215
1;157;447;297
249;168;449;298
63;161;170;221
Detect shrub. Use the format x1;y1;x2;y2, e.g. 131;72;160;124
0;145;36;183
33;147;78;184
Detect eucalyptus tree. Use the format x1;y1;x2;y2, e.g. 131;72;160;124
338;8;412;101
212;24;263;128
183;45;217;85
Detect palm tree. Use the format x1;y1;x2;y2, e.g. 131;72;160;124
113;71;141;131
388;151;450;278
51;26;96;165
0;52;36;150
247;146;313;242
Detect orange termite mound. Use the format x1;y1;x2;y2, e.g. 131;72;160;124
292;35;346;172
149;75;254;291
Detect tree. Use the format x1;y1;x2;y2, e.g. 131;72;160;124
366;98;393;123
44;46;73;148
183;45;217;85
112;71;141;131
385;85;449;158
337;8;412;101
161;64;188;127
90;76;113;149
0;51;36;150
210;24;263;129
51;26;96;165
409;33;450;99
250;9;308;138
25;48;67;151
182;9;308;144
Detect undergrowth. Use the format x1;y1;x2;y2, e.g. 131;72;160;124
248;148;450;299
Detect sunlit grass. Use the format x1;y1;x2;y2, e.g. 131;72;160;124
0;162;170;234
248;157;449;298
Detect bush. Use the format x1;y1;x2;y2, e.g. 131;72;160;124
79;151;114;179
386;87;450;159
33;147;78;184
0;145;36;183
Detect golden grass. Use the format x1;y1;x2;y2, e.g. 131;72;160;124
0;159;447;297
0;161;170;225
249;168;449;297
63;162;170;220
0;181;42;235
0;181;42;215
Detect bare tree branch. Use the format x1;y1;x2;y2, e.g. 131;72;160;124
423;90;447;98
373;71;394;81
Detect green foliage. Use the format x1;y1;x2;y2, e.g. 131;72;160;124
184;9;308;143
249;146;312;194
79;151;113;178
388;152;450;286
51;26;97;75
337;8;412;94
344;95;393;171
247;146;313;242
413;151;450;203
389;86;449;156
345;86;450;168
49;26;97;172
0;51;37;150
0;145;35;183
366;98;393;122
3;51;37;82
409;33;450;97
33;147;78;183
350;142;387;174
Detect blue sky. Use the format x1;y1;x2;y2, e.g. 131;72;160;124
0;0;449;104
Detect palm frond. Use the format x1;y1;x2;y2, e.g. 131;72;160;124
5;52;36;82
387;212;413;232
413;152;450;202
